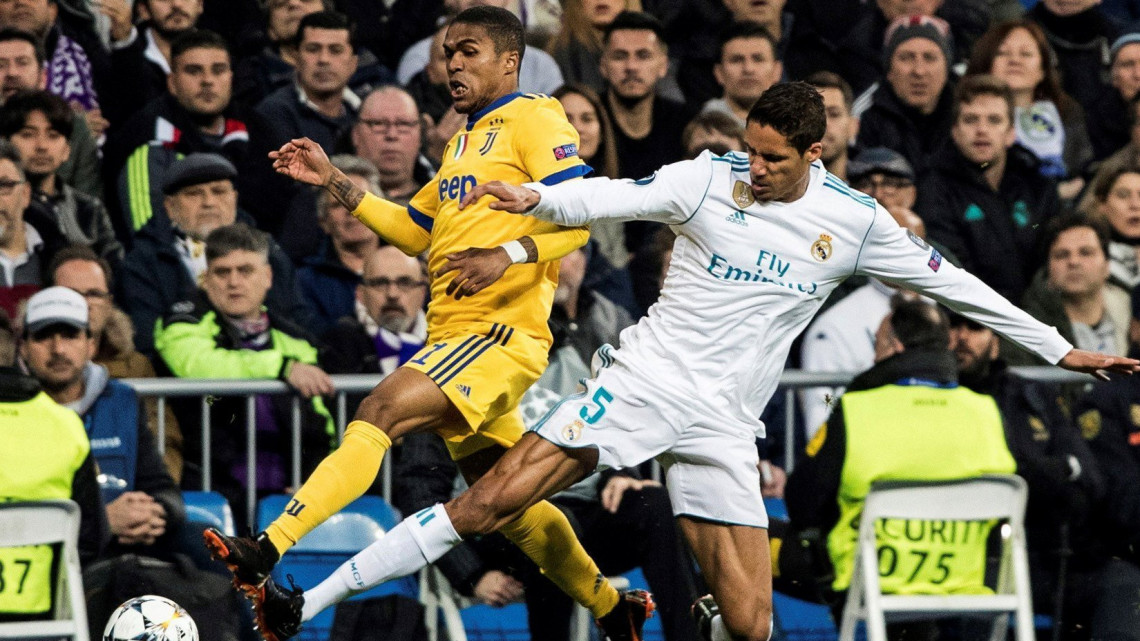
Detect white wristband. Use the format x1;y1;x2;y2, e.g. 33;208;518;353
500;240;528;264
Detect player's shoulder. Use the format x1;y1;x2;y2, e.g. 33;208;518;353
811;163;880;228
505;93;563;117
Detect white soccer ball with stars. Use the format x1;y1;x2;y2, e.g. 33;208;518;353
102;595;199;641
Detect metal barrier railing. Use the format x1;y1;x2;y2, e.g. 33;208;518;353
121;367;1088;525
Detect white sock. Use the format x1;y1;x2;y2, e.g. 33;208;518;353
707;613;774;641
711;615;732;641
300;504;461;621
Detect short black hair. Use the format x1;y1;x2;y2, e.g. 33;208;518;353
889;297;950;352
603;11;667;48
0;28;44;66
805;70;854;113
953;73;1014;125
746;82;826;154
49;244;114;293
295;10;355;51
205;223;271;263
718;21;778;61
170;29;230;68
1043;212;1110;261
451;5;525;63
0;89;74;139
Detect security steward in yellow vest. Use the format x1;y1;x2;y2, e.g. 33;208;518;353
0;310;107;621
782;299;1016;617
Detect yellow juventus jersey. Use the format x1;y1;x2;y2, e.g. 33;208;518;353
405;92;591;346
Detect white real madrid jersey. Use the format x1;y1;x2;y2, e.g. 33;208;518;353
526;150;1073;437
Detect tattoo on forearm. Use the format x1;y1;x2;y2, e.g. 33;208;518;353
520;236;539;263
326;171;366;211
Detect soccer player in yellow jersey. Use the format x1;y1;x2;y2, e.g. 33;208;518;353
203;6;653;641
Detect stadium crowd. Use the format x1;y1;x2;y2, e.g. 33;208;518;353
2;0;1140;639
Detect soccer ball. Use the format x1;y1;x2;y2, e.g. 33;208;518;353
102;595;199;641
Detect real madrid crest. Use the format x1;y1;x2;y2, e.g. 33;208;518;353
811;233;833;262
561;419;585;442
732;180;754;208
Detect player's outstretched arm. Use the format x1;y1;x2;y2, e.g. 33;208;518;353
435;224;588;299
1058;350;1140;381
272;138;431;256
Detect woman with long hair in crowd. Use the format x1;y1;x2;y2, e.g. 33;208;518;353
1084;165;1140;292
967;20;1092;199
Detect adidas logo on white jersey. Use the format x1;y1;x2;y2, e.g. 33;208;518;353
725;211;749;227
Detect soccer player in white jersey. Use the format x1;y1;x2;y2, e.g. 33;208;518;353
258;82;1139;641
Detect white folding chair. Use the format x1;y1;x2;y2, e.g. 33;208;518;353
0;500;90;640
839;475;1033;641
420;565;470;641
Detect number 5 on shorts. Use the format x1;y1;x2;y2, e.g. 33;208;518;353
579;387;613;424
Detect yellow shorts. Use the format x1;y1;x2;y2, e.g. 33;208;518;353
402;322;547;460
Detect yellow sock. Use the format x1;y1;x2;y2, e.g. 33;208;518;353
499;500;620;619
264;420;392;555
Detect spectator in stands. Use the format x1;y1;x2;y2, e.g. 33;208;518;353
0;28;99;198
296;155;380;336
0;90;122;263
254;10;358;154
20;286;185;559
806;71;858;181
404;22;452;126
783;299;1018;617
547;0;638;93
154;223;334;525
1088;93;1140;182
350;86;433;206
396;0;564;95
967;20;1092;199
322;244;427;376
548;246;633;372
334;0;440;75
681;110;744;158
1084;165;1140;292
831;0;985;97
0;0;110;133
1028;0;1120;125
118;153;312;355
0;304;106;594
102;30;250;239
848;147;918;222
948;307;1129;639
1072;357;1140;641
49;245;184;482
554;83;629;275
918;74;1059;303
0;138;65;318
1089;33;1140;163
601;11;694;258
1021;214;1130;358
601;11;692;182
231;0;328;111
103;0;204;124
855;15;956;176
701;21;781;129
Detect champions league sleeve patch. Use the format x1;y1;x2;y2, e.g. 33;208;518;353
553;143;578;160
928;248;943;272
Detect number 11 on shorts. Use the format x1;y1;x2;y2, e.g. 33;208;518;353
580;387;613;424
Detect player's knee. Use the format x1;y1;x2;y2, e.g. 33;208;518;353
448;483;513;536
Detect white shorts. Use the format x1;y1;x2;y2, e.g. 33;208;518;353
531;352;768;528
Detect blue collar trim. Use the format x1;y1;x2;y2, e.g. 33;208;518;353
895;377;958;389
466;92;524;130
